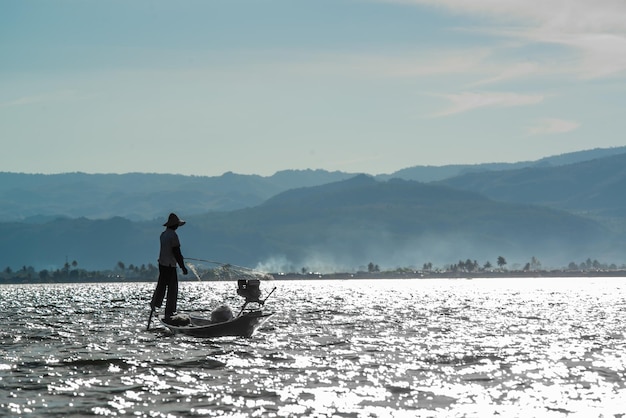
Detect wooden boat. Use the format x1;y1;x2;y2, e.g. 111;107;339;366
158;278;276;338
159;310;273;338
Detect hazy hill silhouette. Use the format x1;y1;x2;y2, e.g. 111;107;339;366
0;170;354;222
438;152;626;222
189;176;610;271
2;146;625;222
1;175;614;273
2;147;626;274
384;146;626;182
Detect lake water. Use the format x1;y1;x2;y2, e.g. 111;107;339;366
1;278;625;417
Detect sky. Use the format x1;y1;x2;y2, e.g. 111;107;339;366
2;0;626;177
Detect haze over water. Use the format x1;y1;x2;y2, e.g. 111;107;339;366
1;278;625;417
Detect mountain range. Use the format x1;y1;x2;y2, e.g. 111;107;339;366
1;146;625;273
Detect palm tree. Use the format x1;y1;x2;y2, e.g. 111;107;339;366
497;256;507;269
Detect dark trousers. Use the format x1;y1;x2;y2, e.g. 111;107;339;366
151;265;178;318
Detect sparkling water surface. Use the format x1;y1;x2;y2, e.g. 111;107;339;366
1;278;625;417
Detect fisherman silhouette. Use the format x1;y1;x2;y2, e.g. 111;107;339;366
150;213;188;323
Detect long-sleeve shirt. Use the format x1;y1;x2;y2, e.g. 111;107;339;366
158;228;184;267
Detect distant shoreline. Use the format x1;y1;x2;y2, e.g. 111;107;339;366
274;270;626;280
2;269;626;285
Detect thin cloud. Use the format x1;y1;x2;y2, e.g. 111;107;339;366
470;62;542;86
431;91;544;117
385;0;626;79
0;90;79;109
529;118;580;135
532;31;626;79
283;48;492;79
390;0;626;32
0;95;48;108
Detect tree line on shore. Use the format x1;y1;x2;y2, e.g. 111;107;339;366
2;255;626;284
0;260;160;284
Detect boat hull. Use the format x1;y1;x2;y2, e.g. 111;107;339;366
160;310;273;338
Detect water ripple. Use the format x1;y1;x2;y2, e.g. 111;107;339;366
1;278;626;416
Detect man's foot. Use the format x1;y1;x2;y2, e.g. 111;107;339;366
164;313;190;326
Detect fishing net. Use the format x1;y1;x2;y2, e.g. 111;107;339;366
184;258;274;282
